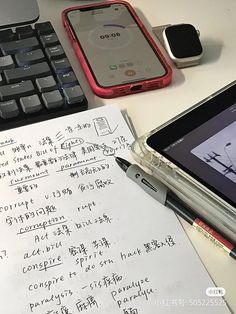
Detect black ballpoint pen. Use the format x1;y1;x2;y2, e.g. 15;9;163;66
115;156;236;260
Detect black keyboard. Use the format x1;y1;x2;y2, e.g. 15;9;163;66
0;21;88;131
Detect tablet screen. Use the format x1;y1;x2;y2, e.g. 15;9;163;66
147;83;236;208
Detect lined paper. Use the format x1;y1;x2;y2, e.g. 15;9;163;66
0;106;229;313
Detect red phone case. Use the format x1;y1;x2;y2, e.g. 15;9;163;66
62;0;172;98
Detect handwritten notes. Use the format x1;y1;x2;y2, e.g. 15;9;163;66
0;106;229;314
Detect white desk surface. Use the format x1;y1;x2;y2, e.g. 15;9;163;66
38;0;236;312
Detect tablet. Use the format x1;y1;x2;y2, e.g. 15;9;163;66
131;81;236;242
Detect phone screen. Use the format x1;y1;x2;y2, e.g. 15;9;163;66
67;3;167;87
146;84;236;208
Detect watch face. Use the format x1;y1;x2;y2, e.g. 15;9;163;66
165;24;203;58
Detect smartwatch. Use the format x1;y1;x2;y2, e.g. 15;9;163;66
153;24;203;68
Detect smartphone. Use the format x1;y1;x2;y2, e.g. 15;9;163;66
62;1;172;98
131;81;236;243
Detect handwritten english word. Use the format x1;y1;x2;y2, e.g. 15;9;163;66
17;215;67;235
0;137;15;148
0;198;34;214
15;183;38;194
69;163;110;179
120;248;142;261
34;232;49;243
82;272;123;291
23;255;62;274
9;169;49;187
79;257;113;273
0;159;8;169
38;136;54;147
28;274;65;292
78;178;114;193
82;142;115;156
0;164;33;180
52;224;72;237
77;201;96;213
123;308;138;314
57;156;99;172
111;277;155;309
0;249;7;260
75;250;103;268
76;295;99;312
35;148;49;157
75;213;112;231
71;247;113;272
11;143;32;153
74;251;114;274
35;146;58;157
46;305;72;314
24;241;63;260
68;270;78;278
64;122;91;134
0;149;5;156
29;289;73;313
68;244;89;257
5;205;57;226
13;153;33;164
45;188;73;199
120;235;176;262
93;116;118;136
143;235;176;253
35;151;78;169
61;137;84;150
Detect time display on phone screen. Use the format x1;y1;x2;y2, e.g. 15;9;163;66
99;32;121;39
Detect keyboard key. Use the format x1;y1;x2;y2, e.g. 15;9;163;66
0;100;19;119
0;29;15;43
51;58;71;74
0;55;15;71
40;33;59;47
35;22;54;35
45;45;66;60
15;49;45;66
4;62;51;83
0;80;35;101
0;37;40;55
42;90;64;109
57;71;77;87
15;25;35;39
0;21;88;130
36;75;57;92
63;85;85;104
20;94;42;114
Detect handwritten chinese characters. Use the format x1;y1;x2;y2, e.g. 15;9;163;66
0;106;227;314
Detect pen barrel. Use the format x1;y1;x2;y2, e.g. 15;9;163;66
126;164;168;205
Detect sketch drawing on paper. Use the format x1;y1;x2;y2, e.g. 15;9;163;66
93;117;118;136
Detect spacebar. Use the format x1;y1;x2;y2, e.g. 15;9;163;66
4;62;51;83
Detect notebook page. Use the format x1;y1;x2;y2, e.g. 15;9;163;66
0;106;229;314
